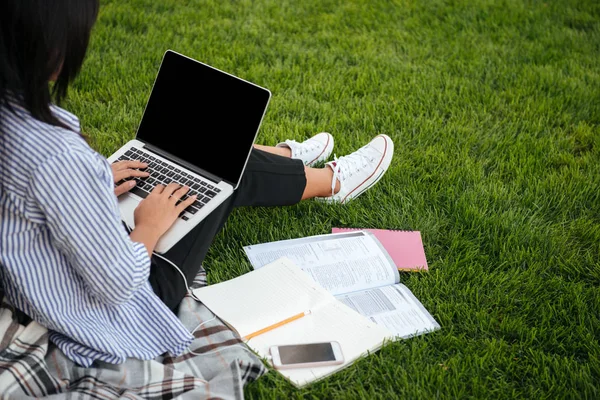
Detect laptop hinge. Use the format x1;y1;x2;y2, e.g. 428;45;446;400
142;142;226;185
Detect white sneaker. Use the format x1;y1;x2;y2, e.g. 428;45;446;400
277;132;334;167
318;134;394;204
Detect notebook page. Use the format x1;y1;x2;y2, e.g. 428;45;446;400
247;296;394;388
335;284;440;338
192;258;334;339
243;231;400;295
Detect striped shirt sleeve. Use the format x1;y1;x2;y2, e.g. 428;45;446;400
27;149;151;306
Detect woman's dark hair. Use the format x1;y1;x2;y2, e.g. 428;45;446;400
0;0;99;129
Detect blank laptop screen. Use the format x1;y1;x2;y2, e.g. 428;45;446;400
136;51;271;186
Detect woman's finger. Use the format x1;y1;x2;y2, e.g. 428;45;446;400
161;183;182;198
150;184;165;195
114;168;150;182
112;160;147;171
176;194;197;212
114;180;137;197
169;185;190;203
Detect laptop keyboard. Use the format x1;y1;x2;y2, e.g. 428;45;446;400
113;147;221;220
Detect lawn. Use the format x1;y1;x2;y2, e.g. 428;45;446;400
66;0;599;398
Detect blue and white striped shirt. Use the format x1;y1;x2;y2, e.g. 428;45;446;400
0;98;193;367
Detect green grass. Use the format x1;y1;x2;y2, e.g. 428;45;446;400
67;0;599;398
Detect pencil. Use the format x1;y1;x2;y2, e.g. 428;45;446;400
243;310;311;341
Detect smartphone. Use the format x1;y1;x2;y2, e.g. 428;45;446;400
269;341;344;369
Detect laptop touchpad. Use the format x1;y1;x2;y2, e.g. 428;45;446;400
118;195;140;230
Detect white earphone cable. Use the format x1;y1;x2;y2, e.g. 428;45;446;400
126;219;255;359
151;251;201;301
151;251;256;359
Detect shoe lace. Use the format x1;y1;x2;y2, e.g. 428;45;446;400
329;146;377;195
286;139;319;156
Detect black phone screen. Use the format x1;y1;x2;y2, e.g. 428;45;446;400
278;342;336;364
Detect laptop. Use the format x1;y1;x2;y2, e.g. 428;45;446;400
107;50;271;253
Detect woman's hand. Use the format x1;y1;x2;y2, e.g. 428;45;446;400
111;160;149;196
133;183;197;243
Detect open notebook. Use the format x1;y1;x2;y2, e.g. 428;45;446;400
192;258;394;388
243;231;440;338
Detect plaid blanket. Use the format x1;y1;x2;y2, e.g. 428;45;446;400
0;268;267;399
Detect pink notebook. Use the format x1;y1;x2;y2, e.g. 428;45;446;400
332;228;428;272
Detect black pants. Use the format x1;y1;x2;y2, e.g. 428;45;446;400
147;149;306;311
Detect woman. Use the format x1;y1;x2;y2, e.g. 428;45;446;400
0;0;394;367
